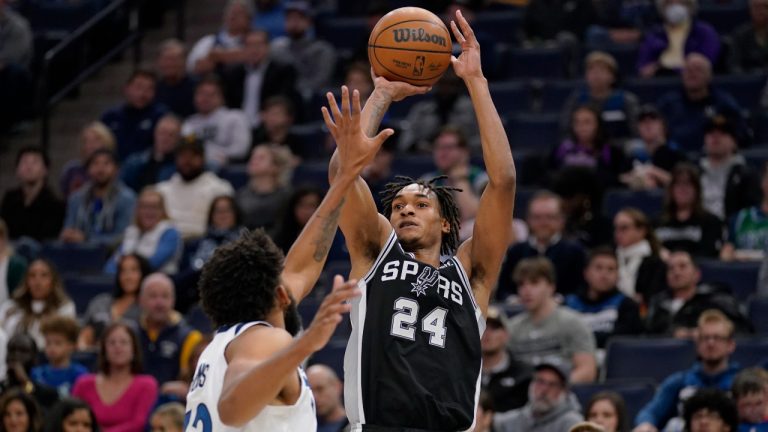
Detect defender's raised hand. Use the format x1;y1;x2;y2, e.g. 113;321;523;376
450;10;483;80
321;86;394;174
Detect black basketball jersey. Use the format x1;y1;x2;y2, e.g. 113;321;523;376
343;230;485;431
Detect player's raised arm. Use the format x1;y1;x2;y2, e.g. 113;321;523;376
452;10;516;316
328;76;430;279
282;86;394;301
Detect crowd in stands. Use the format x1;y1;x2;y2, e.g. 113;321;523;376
0;0;767;430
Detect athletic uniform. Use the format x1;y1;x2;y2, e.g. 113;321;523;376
345;230;485;431
183;321;316;432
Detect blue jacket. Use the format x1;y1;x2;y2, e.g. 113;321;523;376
635;362;741;428
101;102;168;160
740;421;768;432
63;181;136;248
119;149;176;192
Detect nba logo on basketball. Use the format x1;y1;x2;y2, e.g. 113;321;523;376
413;56;425;76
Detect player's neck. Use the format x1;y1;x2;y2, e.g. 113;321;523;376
265;308;285;329
410;247;443;268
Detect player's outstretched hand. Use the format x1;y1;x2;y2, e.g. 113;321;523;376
371;69;431;102
302;275;360;353
450;9;483;80
322;86;394;174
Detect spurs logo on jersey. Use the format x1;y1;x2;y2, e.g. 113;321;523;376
344;231;485;431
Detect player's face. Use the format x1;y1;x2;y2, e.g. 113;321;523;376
517;277;554;312
588;399;620;432
390;184;448;252
282;290;301;337
584;255;618;294
62;408;94;432
695;322;734;363
689;408;731;432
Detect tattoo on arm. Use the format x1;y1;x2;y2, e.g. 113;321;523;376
364;100;387;137
312;198;346;262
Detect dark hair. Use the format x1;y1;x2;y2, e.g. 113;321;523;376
380;176;462;256
273;186;324;253
662;163;705;224
586;391;628;432
206;195;243;228
682;389;738;432
40;315;80;344
732;368;768;400
126;68;157;85
0;390;41;432
198;229;285;327
196;74;225;96
44;398;100;432
513;256;556;285
262;95;295;118
616;208;662;255
97;322;143;375
15;146;50;169
85;148;119;169
588;246;618;265
569;105;609;150
12;259;71;332
113;253;152;298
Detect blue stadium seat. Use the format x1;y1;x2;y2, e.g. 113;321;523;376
572;379;656;421
391;155;436;179
752;112;768;145
732;337;768;368
473;10;523;45
315;17;367;53
536;80;580;113
291;162;330;189
63;275;113;315
291;123;330;160
505;113;561;152
749;298;768;334
697;4;750;35
41;244;108;275
604;337;696;381
602;188;665;220
501;47;569;79
712;74;766;111
186;304;213;334
697;259;760;302
625;77;680;104
742;147;768;172
489;81;531;116
219;164;247;190
71;351;98;372
309;339;348;380
513;187;538;220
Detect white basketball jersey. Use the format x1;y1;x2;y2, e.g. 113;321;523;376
184;321;317;432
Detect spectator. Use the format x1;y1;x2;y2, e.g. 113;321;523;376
0;0;33;133
614;208;667;305
78;254;148;351
250;96;303;160
44;398;98;432
523;0;596;42
562;52;640;141
481;306;534;412
60;149;137;248
149;402;184;432
655;163;725;258
271;186;323;254
475;390;495;432
186;0;251;76
0;259;75;349
0;391;41;432
622;105;687;190
104;188;182;275
553;167;613;249
181;76;251;166
720;162;768;262
586;391;628;432
101;70;168;161
657;54;748;152
60;122;116;198
565;247;644;350
236;144;293;231
72;322;158;432
120;115;182;193
497;191;587;300
494;360;584;432
699;113;761;221
732;369;768;432
645;253;752;336
30;316;86;397
637;0;720;77
634;311;741;432
135;274;201;386
155;39;197;118
222;29;300;129
729;0;768;73
682;389;739;432
0;220;26;304
344;62;374;105
506;257;598;383
307;365;348;432
399;69;477;153
158;335;210;403
551;105;630;187
156;137;234;239
187;196;242;272
0;334;59;412
1;147;65;243
270;1;337;97
363;137;397;210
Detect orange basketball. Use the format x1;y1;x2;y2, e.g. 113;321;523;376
368;7;452;86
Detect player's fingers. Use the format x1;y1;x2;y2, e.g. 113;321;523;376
373;128;395;148
352;89;362;121
327;91;342;122
456;10;476;40
320;107;337;134
450;20;465;44
340;85;350;121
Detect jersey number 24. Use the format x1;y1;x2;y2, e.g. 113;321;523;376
390;297;448;348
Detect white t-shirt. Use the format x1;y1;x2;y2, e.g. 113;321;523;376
156;172;234;238
182;107;252;165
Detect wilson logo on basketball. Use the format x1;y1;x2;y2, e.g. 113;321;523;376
392;28;447;46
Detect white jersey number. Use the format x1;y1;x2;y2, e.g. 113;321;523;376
390;298;448;348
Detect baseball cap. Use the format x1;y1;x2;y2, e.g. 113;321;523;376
534;357;572;385
176;135;205;156
704;114;738;137
486;306;510;330
637;104;662;121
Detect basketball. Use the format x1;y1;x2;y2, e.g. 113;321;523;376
368;7;452;86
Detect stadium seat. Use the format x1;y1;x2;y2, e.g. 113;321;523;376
697;4;750;35
601;188;665;220
571;379;656;421
513;187;538;220
604;337;696;381
752;111;768;145
505;113;562;152
186;304;213;334
309;339;348;380
732;337;768;368
585;44;640;78
536;80;580;113
625;77;680;104
41;243;108;275
63;275;114;315
291;162;330;189
749;297;768;334
489;81;531;116
473;10;523;45
742;147;768;172
315;17;367;53
291;123;330;161
500;47;570;79
697;259;760;302
219;164;247;190
71;351;98;372
712;74;766;111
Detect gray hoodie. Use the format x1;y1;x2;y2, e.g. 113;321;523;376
494;392;583;432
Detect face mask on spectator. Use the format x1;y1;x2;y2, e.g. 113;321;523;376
665;3;690;24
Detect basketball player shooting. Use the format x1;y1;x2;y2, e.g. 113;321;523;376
183;87;394;431
329;10;516;432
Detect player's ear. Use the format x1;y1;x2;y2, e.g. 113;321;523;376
441;217;450;234
275;284;291;308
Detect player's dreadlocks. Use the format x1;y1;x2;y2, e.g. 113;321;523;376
380;175;462;256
